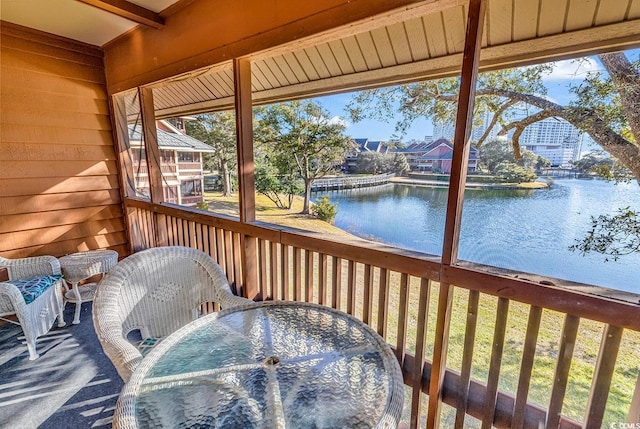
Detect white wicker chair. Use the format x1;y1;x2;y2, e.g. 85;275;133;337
92;246;251;382
0;256;66;360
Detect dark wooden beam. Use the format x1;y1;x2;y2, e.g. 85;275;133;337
234;57;259;300
76;0;164;29
441;0;486;266
429;1;487;428
139;87;163;205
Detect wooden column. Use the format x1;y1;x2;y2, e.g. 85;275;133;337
139;86;163;205
234;57;259;300
428;1;487;428
110;92;136;254
110;93;136;198
140;86;165;247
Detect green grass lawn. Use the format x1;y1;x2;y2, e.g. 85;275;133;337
203;191;639;426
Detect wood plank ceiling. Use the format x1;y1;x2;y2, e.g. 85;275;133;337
147;0;640;118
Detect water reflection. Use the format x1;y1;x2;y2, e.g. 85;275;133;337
313;179;640;293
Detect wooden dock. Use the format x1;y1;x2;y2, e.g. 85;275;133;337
311;173;395;191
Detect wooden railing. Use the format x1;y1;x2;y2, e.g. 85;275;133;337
124;197;640;429
177;161;201;170
311;172;395;191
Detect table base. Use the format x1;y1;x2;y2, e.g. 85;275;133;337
64;283;97;324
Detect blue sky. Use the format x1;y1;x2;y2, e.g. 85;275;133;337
309;56;607;142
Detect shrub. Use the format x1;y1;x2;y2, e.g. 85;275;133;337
196;201;209;211
311;196;338;224
494;161;537;183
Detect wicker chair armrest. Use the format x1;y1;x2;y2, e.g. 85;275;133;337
0;256;61;279
94;317;144;383
0;282;29;314
203;260;252;309
218;292;253;309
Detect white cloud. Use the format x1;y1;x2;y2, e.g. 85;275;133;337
328;115;350;127
543;58;601;81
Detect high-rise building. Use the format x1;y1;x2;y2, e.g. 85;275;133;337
470;110;501;143
432;121;456;141
519;117;583;167
433;115;587;167
433;110;502;144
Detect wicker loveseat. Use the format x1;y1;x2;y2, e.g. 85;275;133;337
0;256;66;360
92;246;251;382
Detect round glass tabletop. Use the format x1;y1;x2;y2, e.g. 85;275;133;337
114;301;404;429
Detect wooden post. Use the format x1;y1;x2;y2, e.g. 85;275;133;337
110;93;136;198
234;57;259;300
139;86;163;205
110;92;136;255
429;1;486;428
441;0;486;266
140;86;166;248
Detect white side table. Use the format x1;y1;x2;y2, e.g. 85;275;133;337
59;250;118;324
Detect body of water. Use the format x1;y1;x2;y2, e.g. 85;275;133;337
313;179;640;294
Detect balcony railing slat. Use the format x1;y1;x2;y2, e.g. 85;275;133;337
331;256;341;310
546;314;581;429
232;233;242;295
396;273;410;364
215;227;225;268
187;220;196;247
169;216;175;246
258;238;267;299
583;324;623;428
280;243;289;300
305;249;313;303
377;268;390;338
347;260;357;315
512;305;543;429
196;222;205;253
410;277;431;429
207;226;215;260
174;217;183;245
293;247;302;301
270;241;278;300
318;253;327;306
481;297;510;429
454;289;480;429
427;283;454;429
363;264;373;325
157;213;169;246
629;372;640;424
224;230;234;286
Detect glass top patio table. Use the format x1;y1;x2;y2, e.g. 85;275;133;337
113;301;404;429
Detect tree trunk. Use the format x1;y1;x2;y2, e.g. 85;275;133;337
302;179;312;214
221;160;232;197
599;53;640;184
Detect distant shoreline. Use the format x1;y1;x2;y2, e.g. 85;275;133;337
390;176;549;190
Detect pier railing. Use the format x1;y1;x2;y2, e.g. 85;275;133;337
125;196;640;428
311;173;395;191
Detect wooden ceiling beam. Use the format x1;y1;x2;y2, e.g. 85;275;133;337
76;0;164;29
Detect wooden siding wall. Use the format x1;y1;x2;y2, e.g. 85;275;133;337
0;23;127;259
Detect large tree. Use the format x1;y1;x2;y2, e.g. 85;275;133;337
254;101;353;214
185;112;237;196
348;51;640;184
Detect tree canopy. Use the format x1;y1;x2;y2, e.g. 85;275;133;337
185;112;237;196
254;101;353;214
348;51;640;184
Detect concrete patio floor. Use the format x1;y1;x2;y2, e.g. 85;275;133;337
0;302;123;428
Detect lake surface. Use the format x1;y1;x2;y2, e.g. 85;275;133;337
313;179;640;294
